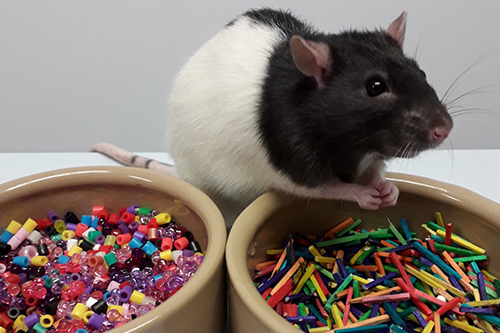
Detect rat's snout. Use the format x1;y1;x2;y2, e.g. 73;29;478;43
430;116;453;144
431;126;449;142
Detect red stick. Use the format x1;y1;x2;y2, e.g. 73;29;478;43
445;223;453;246
427;297;461;321
343;287;354;326
390;252;412;287
396;278;433;317
267;279;294;308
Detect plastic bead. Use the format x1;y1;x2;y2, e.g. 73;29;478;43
174;237;189;250
90;299;108;314
141;241;157;257
13;315;26;329
31;256;48;267
68;245;83;256
58;255;71;264
38;315;53;328
54;220;66;233
116;233;132;245
23;313;39;328
87;313;105;329
155;213;171;225
0;313;13;330
128;238;142;249
129;290;145;304
83;311;94;324
7;307;21;320
103;253;117;266
104;235;116;246
0;242;12;255
71;303;89;320
26;230;42;244
62;230;76;241
160;250;173;262
81;215;93;226
87;230;102;243
36;244;49;256
32;323;47;333
13;256;30;267
0;230;13;243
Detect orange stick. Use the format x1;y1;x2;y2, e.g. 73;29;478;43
350;287;402;303
430;265;451;284
373;252;385;275
271;241;290;278
380;240;396;248
352;265;378;272
325;217;354;238
442;251;471;283
270;257;304;296
434;312;441;333
254;260;277;271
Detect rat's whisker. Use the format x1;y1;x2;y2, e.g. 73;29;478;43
445;84;500;109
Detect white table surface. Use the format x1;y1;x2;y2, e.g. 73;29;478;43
1;150;499;204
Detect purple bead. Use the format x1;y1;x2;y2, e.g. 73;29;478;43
119;286;133;302
65;223;77;231
95;234;105;245
126;205;139;214
18;273;28;285
117;223;130;234
129;221;139;233
70;273;81;281
87;313;106;329
24;312;39;328
47;210;64;222
133;231;146;242
182;249;194;257
84;285;93;294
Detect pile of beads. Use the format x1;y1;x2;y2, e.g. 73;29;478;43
0;205;204;333
254;213;500;333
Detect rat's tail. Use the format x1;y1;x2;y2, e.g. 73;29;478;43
90;142;175;175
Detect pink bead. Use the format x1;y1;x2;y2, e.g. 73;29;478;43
18;246;38;260
34;287;47;299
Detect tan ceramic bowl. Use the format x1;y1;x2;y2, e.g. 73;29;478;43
0;166;227;333
226;173;500;333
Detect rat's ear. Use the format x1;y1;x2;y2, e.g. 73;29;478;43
290;36;331;89
386;11;407;46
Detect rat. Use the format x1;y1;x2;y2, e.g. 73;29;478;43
92;8;452;224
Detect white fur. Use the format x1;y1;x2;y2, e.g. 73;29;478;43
167;17;292;205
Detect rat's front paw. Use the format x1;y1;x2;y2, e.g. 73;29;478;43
353;187;382;210
376;180;399;207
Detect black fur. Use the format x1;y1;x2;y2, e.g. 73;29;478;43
246;9;451;187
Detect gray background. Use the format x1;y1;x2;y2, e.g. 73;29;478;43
1;0;499;152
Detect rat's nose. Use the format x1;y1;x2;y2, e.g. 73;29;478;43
430;126;450;142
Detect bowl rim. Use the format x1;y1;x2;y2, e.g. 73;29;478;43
226;172;500;332
0;166;227;333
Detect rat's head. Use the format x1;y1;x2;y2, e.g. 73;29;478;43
289;12;453;159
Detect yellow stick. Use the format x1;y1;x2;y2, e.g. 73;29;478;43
443;318;484;333
436;229;486;254
326;315;390;332
465;299;500;307
422;321;435;333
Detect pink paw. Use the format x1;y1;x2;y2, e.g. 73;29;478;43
376;180;399;207
353;187;382;210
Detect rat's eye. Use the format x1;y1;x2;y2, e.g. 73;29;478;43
365;78;388;97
